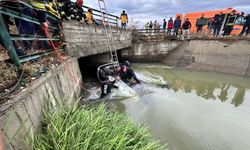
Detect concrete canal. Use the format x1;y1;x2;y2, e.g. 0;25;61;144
85;63;250;150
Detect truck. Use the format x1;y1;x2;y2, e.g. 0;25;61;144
176;8;245;35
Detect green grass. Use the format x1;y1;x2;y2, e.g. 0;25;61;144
28;101;165;150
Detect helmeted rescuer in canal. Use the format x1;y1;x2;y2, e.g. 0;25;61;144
120;10;128;31
100;76;119;98
117;61;140;85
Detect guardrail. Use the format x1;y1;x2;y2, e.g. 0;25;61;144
0;0;120;68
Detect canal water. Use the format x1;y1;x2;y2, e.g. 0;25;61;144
86;63;250;150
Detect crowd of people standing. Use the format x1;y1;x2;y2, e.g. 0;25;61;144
144;10;250;41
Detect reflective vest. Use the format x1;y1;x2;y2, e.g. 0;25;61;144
49;1;57;11
85;12;93;24
29;0;46;10
120;14;128;24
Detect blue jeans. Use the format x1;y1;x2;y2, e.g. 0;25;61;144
121;23;126;31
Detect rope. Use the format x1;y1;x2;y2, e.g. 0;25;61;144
41;24;91;93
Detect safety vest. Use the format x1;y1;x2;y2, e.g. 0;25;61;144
49;1;57;11
85;12;93;24
120;14;127;24
29;0;46;10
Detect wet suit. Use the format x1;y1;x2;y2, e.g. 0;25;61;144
100;81;118;98
121;66;140;84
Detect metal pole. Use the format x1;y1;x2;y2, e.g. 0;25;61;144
0;14;21;67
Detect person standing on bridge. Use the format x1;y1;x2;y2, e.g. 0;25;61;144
120;10;128;32
174;16;181;37
213;12;224;37
196;14;206;34
240;14;250;36
163;19;167;33
182;18;192;41
167;17;174;35
223;10;238;36
85;8;95;24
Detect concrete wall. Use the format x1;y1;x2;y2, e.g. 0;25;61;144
122;41;181;62
63;21;132;58
0;58;82;150
163;40;250;77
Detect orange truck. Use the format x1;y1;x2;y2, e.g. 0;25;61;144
176;8;245;35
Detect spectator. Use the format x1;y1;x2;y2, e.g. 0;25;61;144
163;19;167;32
213;12;224;37
120;10;128;31
207;18;214;31
60;0;71;20
85;8;94;24
145;22;150;33
153;20;158;33
167;17;174;35
182;18;192;41
196;14;206;33
223;10;238;36
149;21;153;34
174;16;181;37
240;14;250;36
69;0;84;21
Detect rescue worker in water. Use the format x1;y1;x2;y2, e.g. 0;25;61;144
100;76;119;98
116;61;140;85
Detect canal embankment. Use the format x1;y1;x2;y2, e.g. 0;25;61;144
0;58;82;149
163;39;250;77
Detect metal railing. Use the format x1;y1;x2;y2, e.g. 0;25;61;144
81;5;119;27
0;0;120;68
0;0;61;67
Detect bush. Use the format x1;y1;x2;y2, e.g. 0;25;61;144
29;103;164;150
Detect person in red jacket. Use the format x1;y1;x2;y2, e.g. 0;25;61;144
167;17;174;35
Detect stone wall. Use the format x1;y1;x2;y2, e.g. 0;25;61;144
0;58;82;150
122;40;182;62
63;21;132;58
163;40;250;77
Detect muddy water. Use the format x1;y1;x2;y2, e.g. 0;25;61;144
107;63;250;150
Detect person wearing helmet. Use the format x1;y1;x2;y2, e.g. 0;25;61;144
100;76;118;98
120;61;140;85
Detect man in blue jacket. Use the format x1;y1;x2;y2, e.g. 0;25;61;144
240;14;250;36
174;16;181;37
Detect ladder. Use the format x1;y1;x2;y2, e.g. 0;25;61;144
97;0;119;67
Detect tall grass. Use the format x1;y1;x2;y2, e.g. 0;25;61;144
28;101;165;150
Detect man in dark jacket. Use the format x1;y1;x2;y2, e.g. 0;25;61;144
223;10;238;36
196;14;206;33
213;12;224;37
240;14;250;36
167;17;174;35
163;19;167;32
174;16;181;37
100;76;118;98
182;18;191;41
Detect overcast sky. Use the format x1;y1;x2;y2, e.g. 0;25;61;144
79;0;250;27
